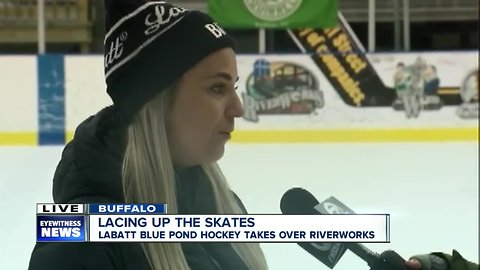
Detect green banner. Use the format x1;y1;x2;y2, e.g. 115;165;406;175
208;0;337;29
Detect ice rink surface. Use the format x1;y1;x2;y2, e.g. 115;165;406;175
0;142;478;269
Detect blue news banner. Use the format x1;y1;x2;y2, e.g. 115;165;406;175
37;203;390;243
37;203;167;242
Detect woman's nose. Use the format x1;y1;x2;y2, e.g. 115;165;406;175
226;92;244;118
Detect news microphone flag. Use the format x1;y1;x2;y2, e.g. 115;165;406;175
36;203;389;243
280;188;399;269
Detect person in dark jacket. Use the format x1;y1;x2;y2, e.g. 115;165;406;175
423;65;440;97
28;1;267;269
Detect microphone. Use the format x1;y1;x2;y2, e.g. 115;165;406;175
280;187;407;270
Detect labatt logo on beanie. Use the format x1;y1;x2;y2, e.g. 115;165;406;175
144;4;187;36
104;1;188;80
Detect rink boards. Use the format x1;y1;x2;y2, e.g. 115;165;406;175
0;52;478;145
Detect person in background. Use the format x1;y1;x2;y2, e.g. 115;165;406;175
28;1;267;269
394;62;419;118
423;65;440;104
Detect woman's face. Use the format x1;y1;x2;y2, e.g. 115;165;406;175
167;48;243;168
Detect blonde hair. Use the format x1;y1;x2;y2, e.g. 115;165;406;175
122;87;268;270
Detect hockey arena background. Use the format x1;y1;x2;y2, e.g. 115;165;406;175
0;1;478;270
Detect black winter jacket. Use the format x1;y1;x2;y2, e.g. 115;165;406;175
28;107;249;270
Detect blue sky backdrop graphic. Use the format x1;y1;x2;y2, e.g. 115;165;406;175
37;55;65;145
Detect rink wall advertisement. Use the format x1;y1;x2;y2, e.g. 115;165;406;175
0;52;478;145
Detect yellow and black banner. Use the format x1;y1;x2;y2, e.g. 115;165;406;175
289;20;462;107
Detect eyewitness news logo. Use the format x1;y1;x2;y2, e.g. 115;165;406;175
36;203;86;242
37;215;86;242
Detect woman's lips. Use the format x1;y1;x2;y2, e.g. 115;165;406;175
219;131;232;140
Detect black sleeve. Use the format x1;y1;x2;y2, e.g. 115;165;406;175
432;250;479;270
28;242;119;270
29;242;150;270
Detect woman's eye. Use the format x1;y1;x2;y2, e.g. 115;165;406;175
211;86;223;94
210;80;239;95
210;83;227;95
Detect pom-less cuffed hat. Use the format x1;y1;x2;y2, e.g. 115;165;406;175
104;0;235;123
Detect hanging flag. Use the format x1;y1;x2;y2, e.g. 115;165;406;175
208;0;337;29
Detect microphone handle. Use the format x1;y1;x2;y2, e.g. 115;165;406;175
346;243;381;267
348;245;409;270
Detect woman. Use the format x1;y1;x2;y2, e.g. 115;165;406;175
29;1;267;269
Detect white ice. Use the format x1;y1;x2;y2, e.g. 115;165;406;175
0;142;478;269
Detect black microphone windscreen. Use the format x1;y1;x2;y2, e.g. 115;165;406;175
280;187;319;214
280;188;348;268
279;187;385;268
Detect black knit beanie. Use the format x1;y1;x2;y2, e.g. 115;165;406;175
103;0;235;123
